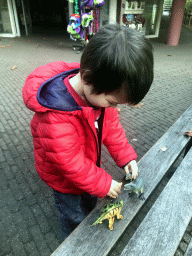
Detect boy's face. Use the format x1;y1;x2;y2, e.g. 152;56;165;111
83;84;127;108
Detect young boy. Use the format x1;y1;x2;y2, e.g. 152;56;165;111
22;24;153;240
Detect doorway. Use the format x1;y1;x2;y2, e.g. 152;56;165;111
0;0;20;37
28;0;68;36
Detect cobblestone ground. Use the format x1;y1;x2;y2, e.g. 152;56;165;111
0;23;192;255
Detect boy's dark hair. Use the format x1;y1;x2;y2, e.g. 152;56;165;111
80;23;154;105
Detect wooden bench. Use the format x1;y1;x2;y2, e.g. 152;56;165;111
51;105;192;256
120;146;192;256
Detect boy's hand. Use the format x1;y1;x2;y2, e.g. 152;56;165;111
107;180;122;199
124;160;138;179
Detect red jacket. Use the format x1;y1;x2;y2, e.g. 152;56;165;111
22;61;137;198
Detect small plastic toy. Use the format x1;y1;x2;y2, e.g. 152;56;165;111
124;173;145;200
91;201;123;230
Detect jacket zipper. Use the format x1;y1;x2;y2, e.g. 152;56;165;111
86;120;99;165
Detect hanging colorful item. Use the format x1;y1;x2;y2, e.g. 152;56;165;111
92;8;96;34
95;7;100;33
74;0;80;14
68;0;80;14
67;0;104;41
82;13;94;42
81;13;94;28
67;13;93;40
81;0;104;8
94;0;104;8
67;14;84;40
68;14;81;29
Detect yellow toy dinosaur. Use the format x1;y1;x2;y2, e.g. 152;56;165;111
91;201;123;230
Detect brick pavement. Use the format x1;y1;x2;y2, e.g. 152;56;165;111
0;20;192;255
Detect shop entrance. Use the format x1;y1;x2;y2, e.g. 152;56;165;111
0;0;20;37
28;0;68;36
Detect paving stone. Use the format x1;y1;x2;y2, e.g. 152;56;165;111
7;143;20;158
30;225;52;256
12;211;25;227
7;199;20;214
3;150;15;166
1;162;15;180
185;246;192;256
189;219;192;228
19;180;33;195
24;172;41;194
37;197;55;218
8;179;25;201
180;241;189;253
14;156;26;170
10;235;27;256
2;215;17;238
31;204;51;234
23;153;35;166
2;111;11;121
47;215;61;241
45;232;60;252
19;206;37;227
0;137;8;151
186;224;192;234
0;221;12;256
24;241;40;256
0;171;9;190
11;165;26;184
175;249;184;256
46;195;59;216
183;232;192;244
1;189;19;213
0;148;6;163
14;129;26;142
17;225;32;244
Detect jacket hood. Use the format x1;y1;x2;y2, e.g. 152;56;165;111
22;61;82;113
37;68;82;112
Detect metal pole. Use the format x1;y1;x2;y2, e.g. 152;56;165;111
21;0;28;36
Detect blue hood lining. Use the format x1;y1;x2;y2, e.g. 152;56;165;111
37;69;82;111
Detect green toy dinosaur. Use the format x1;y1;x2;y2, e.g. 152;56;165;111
91;201;123;230
124;173;145;200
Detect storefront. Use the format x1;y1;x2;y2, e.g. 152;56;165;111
67;0;186;45
0;0;176;41
119;0;164;37
67;0;164;38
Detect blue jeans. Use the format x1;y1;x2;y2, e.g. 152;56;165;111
53;190;97;241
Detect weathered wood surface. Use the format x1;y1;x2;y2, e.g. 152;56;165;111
120;147;192;256
51;105;192;256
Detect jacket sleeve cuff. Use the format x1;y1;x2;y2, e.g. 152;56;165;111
97;174;112;198
120;155;137;169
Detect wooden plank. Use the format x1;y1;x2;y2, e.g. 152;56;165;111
51;105;192;256
120;147;192;256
